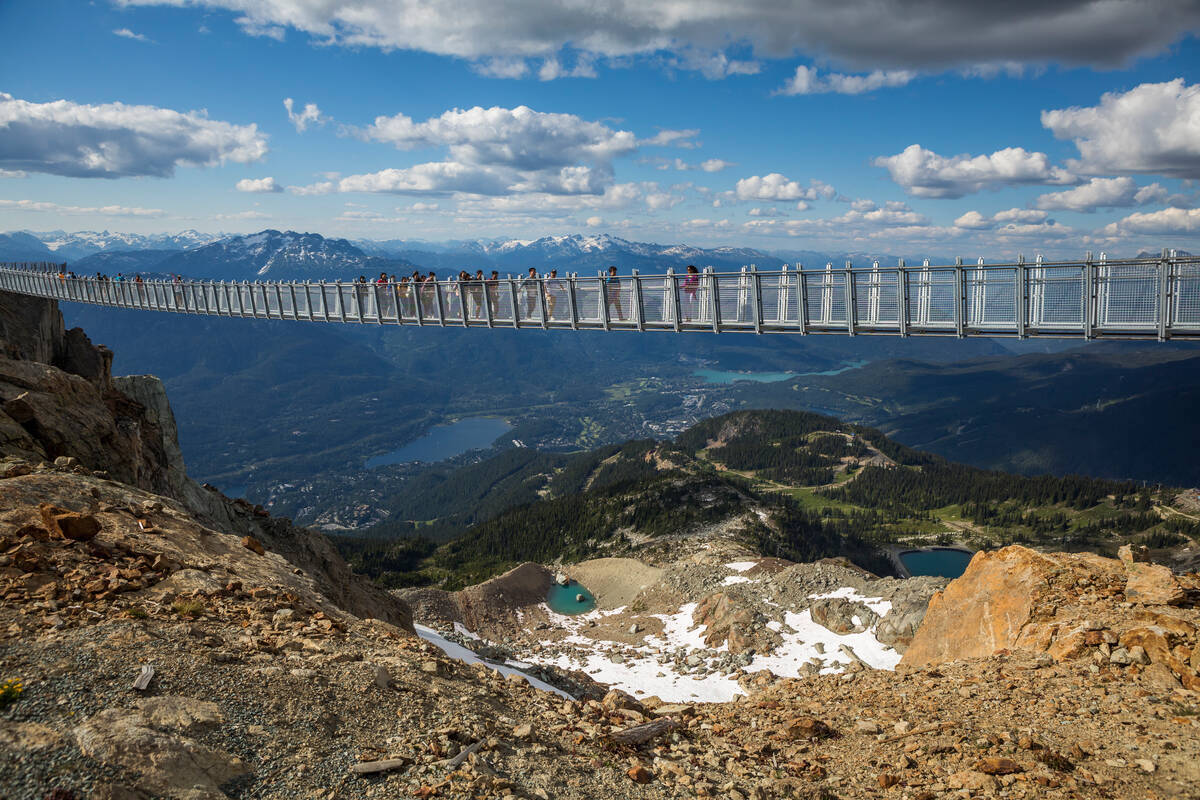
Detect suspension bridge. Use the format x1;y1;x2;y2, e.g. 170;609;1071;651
3;252;1199;340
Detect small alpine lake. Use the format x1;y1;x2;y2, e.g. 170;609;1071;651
693;360;869;384
366;416;513;467
546;580;596;615
898;547;974;579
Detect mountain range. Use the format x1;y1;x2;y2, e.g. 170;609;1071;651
4;227;1177;281
1;227;911;278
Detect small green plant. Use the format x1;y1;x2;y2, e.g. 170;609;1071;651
0;678;24;709
171;599;205;617
126;607;149;619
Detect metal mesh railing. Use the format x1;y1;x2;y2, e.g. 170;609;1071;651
3;254;1199;339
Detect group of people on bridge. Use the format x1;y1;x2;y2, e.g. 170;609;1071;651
349;263;704;322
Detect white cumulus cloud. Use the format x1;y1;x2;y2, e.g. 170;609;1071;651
0;92;267;178
364;105;638;168
777;66;915;95
235;176;283;193
955;208;1050;229
735;174;835;202
1035;176;1167;212
1042;79;1200;178
299;105;682;201
700;159;733;172
1100;207;1200;236
874;144;1077;198
283;97;326;132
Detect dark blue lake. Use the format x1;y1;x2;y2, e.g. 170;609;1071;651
366;417;513;467
899;548;974;578
546;580;596;615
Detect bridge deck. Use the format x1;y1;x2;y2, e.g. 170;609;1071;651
3;255;1199;340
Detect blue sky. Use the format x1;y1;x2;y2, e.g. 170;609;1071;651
1;0;1198;257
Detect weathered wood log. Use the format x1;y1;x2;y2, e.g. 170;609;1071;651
442;740;483;768
132;664;155;691
350;758;410;775
608;718;678;746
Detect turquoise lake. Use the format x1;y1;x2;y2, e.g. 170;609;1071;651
899;548;974;578
366;417;513;468
694;360;869;384
546;581;596;615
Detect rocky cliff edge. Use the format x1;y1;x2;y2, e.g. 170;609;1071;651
0;291;410;627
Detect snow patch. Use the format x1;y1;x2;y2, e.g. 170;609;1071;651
725;561;757;572
453;622;481;640
414;624;573;700
721;575;752;586
809;586;893;618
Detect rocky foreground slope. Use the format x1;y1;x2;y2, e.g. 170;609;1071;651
1;292;1199;799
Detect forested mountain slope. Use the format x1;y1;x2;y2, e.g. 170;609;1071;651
337;410;1199;589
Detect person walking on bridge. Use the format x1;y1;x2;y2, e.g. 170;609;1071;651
683;264;699;322
605;265;627;321
397;275;414;318
486;271;501;318
521;267;540;319
545;269;563;320
470;270;486;320
420;272;437;317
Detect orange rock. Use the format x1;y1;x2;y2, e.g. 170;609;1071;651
783;716;836;740
626;765;653;784
241;536;265;556
1124;561;1185;606
1120;627;1174;666
1118;544;1150;563
975;757;1024;775
902;546;1123;667
1047;627;1091;662
37;503;101;541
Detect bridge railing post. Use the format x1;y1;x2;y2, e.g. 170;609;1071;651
565;273;578;329
507;275;520;328
845;261;856;336
535;275;548;329
868;261;881;326
631;269;645;331
776;265;789;325
751;265;763;334
953;257;966;338
433;280;447;326
598;270;611;331
1158;247;1171;341
797;265;809;334
667;268;681;331
707;267;721;333
1083;251;1095;339
1015;255;1026;338
898;259;909;337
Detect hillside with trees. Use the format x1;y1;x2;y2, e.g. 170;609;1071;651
335;410;1198;589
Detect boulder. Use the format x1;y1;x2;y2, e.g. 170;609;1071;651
1118;544;1151;564
874;578;945;651
901;546;1125;667
1124;561;1186;606
74;708;247;798
136;696;224;733
241;535;266;556
38;503;101;541
810;597;878;635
